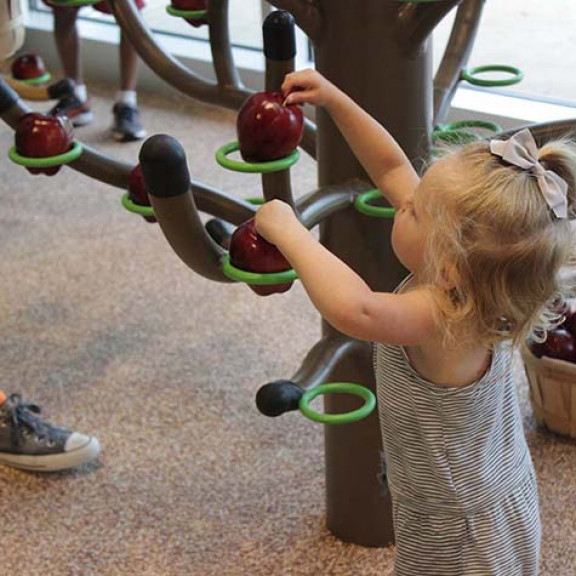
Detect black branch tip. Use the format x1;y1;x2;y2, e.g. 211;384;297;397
256;380;303;417
139;134;191;198
263;10;296;62
0;78;19;114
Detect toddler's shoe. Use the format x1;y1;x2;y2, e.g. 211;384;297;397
48;94;94;127
0;392;100;472
111;102;147;142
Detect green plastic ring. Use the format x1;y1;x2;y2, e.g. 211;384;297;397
16;73;52;86
354;189;396;218
432;130;480;145
461;65;524;87
299;383;376;425
8;140;83;168
220;253;297;285
246;197;265;205
121;192;155;217
433;120;502;145
165;6;207;18
438;120;501;134
50;0;102;6
216;141;300;174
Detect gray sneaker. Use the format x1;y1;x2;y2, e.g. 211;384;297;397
111;102;147;142
0;393;100;472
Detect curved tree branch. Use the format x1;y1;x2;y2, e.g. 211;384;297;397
398;0;464;50
110;0;317;159
434;0;485;125
498;119;576;145
266;0;323;43
110;0;250;108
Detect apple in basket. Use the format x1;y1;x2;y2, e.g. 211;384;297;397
528;328;576;363
228;218;293;297
236;91;304;163
15;112;74;176
559;299;576;337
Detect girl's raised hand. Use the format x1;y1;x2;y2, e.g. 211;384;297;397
282;69;339;108
255;200;300;247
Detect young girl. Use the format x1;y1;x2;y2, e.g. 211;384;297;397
255;69;576;575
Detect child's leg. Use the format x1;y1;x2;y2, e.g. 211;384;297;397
119;30;138;94
53;6;82;84
111;29;146;141
49;6;94;125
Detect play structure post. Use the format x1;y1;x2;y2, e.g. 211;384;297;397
282;0;449;546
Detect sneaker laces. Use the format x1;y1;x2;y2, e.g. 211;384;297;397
2;393;61;447
116;104;139;123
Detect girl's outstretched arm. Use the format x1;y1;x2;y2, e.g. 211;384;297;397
256;201;436;346
283;69;420;209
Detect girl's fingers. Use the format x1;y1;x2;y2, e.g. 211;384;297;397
284;93;302;106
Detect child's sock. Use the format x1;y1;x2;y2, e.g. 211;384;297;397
74;83;88;103
115;90;138;108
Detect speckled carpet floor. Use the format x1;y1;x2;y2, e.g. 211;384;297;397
0;82;575;576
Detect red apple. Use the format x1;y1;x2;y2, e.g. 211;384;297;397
559;299;576;337
229;218;293;296
92;1;112;13
528;328;576;363
170;0;208;27
93;0;145;13
11;53;46;80
129;165;157;224
236;91;304;163
15;112;74;176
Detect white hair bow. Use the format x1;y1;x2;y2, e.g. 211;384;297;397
490;128;568;219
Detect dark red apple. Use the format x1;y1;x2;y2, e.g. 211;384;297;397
11;53;46;80
236;91;304;163
170;0;208;27
15;112;73;176
229;218;293;296
528;328;576;363
129;165;156;224
92;1;112;13
93;0;145;13
559;299;576;337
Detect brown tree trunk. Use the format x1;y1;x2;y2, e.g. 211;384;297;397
313;0;433;546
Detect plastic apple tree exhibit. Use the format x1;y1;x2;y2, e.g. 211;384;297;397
1;0;574;548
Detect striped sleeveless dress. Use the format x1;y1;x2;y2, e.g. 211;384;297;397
374;284;541;575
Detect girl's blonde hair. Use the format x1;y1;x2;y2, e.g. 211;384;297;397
420;136;576;348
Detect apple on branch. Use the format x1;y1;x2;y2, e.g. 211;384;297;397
129;164;157;224
11;53;47;81
92;0;145;13
229;218;293;296
170;0;208;27
15;112;74;176
236;91;304;163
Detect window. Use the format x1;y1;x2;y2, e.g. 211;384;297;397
434;0;576;105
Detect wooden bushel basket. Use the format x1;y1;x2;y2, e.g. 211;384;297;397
522;344;576;439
